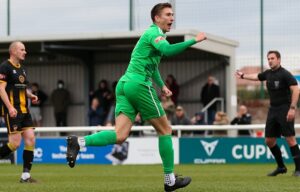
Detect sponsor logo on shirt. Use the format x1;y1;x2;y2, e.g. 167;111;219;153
154;36;165;43
19;75;25;83
274;81;280;89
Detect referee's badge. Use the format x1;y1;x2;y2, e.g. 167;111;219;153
19;75;25;83
274;81;280;89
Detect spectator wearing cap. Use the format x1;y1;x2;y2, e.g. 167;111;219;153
171;106;191;136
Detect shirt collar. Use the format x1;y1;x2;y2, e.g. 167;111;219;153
152;23;166;35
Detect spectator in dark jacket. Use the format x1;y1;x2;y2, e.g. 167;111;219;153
231;105;252;136
88;97;106;126
29;83;48;127
51;80;70;127
92;79;112;120
190;112;206;135
201;76;220;125
166;74;180;106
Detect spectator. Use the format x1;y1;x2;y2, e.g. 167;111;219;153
201;76;220;125
131;113;144;137
191;112;206;125
213;111;229;125
160;94;175;121
171;106;191;136
190;112;206;135
29;83;48;127
212;111;229;136
51;80;70;127
231;105;252;136
88;97;106;126
92;79;112;119
105;81;118;126
165;74;179;105
171;106;191;125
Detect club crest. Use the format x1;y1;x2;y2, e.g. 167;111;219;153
19;75;25;83
274;81;279;89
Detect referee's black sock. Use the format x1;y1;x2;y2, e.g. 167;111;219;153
23;150;34;172
0;143;13;159
269;144;285;168
290;144;300;171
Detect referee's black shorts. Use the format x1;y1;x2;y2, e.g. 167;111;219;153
4;113;34;134
265;104;295;138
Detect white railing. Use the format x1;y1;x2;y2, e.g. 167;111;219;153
1;124;300;138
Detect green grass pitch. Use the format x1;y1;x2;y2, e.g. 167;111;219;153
0;163;300;192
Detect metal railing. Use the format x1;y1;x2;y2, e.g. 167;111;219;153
201;97;224;124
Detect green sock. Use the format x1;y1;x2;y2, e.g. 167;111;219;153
159;135;174;174
84;131;117;146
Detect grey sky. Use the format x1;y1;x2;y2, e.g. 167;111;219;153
0;0;299;70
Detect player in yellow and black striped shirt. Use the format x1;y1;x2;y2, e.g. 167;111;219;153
0;41;38;183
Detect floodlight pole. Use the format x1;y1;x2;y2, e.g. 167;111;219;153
129;0;134;31
7;0;10;36
260;0;264;98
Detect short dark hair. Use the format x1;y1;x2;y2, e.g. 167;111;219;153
31;82;39;88
151;3;172;22
267;50;281;59
57;80;64;85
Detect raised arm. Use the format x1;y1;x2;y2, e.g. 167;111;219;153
235;70;260;81
152;32;206;57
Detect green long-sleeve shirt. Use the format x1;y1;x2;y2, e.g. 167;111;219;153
120;24;196;88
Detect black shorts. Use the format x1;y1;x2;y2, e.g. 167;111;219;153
265;105;295;138
4;113;34;134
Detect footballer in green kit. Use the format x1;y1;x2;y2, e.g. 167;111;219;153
67;2;207;191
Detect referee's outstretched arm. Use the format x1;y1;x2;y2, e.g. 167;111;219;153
235;70;259;81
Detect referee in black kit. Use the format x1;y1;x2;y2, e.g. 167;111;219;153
236;50;300;177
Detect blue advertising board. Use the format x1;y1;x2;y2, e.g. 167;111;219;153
295;75;300;87
16;138;114;164
180;137;300;164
